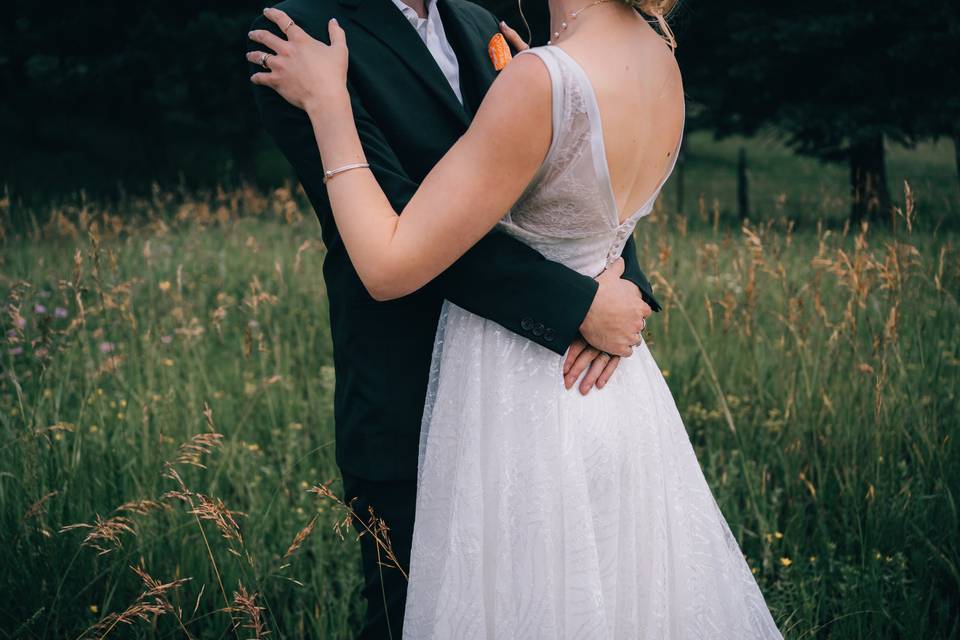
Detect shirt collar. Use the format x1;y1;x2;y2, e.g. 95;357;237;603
390;0;439;29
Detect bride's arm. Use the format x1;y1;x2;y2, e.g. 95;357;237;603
251;13;551;301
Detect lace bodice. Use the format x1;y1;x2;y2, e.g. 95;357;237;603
497;46;684;277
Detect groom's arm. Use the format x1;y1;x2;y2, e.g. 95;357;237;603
249;12;644;357
620;235;662;312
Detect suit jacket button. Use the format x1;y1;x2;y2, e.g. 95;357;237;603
521;317;534;331
544;328;555;342
533;322;544;336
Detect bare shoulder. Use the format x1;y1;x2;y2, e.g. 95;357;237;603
472;52;552;129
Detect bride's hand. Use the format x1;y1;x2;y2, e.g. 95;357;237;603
247;9;349;113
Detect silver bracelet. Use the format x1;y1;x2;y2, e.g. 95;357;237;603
323;162;370;184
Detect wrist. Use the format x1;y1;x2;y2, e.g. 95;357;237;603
305;87;351;121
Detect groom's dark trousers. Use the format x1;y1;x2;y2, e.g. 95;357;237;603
250;0;661;636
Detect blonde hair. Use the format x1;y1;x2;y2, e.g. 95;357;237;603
624;0;678;51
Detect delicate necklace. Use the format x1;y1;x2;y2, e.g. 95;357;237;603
548;0;613;45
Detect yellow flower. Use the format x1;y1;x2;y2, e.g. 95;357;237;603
89;604;99;614
774;531;783;540
289;422;303;431
779;557;792;567
661;369;670;378
116;412;125;420
751;566;759;574
161;358;175;367
119;399;127;408
90;425;99;434
809;555;817;563
159;280;171;292
43;388;53;399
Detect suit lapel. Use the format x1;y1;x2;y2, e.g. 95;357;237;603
438;0;499;118
341;0;469;127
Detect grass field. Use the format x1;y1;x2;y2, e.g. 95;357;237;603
1;138;959;639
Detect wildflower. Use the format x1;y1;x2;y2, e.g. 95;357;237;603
90;425;99;434
8;346;23;356
779;557;792;567
661;369;670;378
160;335;173;344
119;399;127;408
116;413;125;420
43;389;53;398
89;604;98;614
99;342;115;354
289;422;303;431
774;531;783;540
14;317;25;329
34;304;47;314
54;307;68;318
161;358;175;367
751;566;759;574
96;388;104;396
158;281;171;292
809;555;817;563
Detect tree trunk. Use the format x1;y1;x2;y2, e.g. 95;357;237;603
675;136;686;215
849;133;892;224
737;146;750;221
954;132;960;196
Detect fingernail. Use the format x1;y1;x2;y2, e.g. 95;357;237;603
262;7;269;13
331;18;338;25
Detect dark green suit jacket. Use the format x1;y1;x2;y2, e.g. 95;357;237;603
249;0;661;482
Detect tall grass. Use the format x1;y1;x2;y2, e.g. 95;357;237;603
0;177;958;638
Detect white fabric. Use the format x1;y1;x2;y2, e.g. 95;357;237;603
402;45;783;639
390;0;463;104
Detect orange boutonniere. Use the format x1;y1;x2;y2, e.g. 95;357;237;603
488;33;513;71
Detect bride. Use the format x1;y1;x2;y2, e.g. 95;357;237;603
250;0;783;636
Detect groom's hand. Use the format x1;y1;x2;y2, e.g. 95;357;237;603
579;258;651;357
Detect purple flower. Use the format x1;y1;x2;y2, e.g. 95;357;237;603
6;329;16;339
54;307;68;318
99;342;115;354
8;346;23;356
160;335;173;344
34;304;47;314
14;317;25;329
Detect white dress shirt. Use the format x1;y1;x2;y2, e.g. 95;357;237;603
390;0;464;104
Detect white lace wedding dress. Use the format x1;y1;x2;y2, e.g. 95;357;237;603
402;45;783;639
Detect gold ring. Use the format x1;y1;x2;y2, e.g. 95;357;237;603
283;19;294;33
260;53;271;69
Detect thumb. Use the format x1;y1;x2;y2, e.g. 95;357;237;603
328;18;346;47
500;21;530;52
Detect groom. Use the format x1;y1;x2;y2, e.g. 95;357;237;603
248;0;660;636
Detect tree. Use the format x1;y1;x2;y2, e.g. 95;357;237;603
0;1;268;197
677;1;959;223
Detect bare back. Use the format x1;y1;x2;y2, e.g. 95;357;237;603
558;8;685;223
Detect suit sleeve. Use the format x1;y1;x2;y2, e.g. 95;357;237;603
620;234;662;312
249;12;598;356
